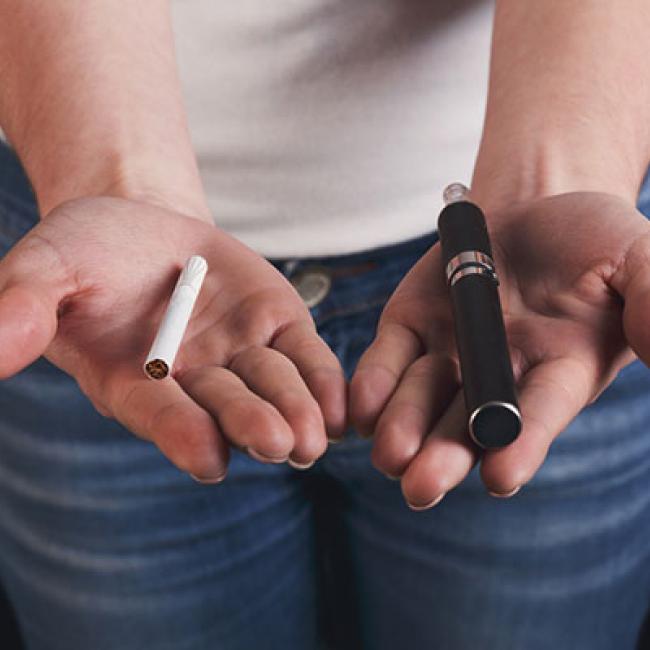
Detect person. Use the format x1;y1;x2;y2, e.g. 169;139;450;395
1;1;650;648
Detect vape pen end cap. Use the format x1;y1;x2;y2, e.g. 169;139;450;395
469;402;521;449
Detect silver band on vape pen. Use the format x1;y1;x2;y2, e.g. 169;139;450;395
437;184;521;449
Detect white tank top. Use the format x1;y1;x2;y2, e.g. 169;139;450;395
171;0;493;257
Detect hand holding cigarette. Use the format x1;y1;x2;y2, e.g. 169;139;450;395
0;196;346;481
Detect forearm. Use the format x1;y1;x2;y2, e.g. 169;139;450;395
0;1;210;220
472;0;650;211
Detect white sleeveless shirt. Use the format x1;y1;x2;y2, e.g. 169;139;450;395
171;0;494;257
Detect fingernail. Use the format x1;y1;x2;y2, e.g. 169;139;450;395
247;448;288;464
327;436;343;445
407;492;446;511
382;472;401;482
287;458;316;470
488;486;521;498
190;472;227;485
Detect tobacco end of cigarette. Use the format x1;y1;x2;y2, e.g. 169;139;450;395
144;359;169;380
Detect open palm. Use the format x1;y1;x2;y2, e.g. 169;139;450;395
0;197;346;481
350;192;650;508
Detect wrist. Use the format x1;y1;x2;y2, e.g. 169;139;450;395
26;145;212;224
0;0;213;224
470;127;646;217
472;0;650;217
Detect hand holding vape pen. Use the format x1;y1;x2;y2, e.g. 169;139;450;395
437;183;521;449
144;255;208;380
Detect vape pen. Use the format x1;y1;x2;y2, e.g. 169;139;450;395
437;183;521;449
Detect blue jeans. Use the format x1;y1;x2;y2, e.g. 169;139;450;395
1;141;650;650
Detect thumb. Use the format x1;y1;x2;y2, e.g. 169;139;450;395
612;232;650;365
0;239;71;378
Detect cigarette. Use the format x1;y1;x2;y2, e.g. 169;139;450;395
144;255;208;380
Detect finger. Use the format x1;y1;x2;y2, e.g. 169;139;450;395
370;353;459;479
178;364;295;463
228;344;327;467
110;371;230;482
271;319;347;442
611;233;650;366
400;392;480;510
0;239;75;377
349;320;424;437
480;357;592;496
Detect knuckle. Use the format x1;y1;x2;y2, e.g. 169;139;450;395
229;289;299;343
177;365;227;394
370;445;397;476
374;416;411;443
371;442;410;478
273;389;320;423
106;380;146;431
148;400;187;439
176;365;205;390
408;354;441;377
156;415;219;473
275;327;324;360
349;371;385;415
304;365;343;394
348;374;368;410
224;395;270;428
228;344;269;376
224;397;290;448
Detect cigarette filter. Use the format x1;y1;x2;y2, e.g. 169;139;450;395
144;255;208;380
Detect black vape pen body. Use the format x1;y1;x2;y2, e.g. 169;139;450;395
437;199;521;449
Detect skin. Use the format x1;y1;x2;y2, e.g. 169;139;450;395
3;1;650;503
350;192;650;507
0;1;209;218
0;1;347;481
0;197;346;481
350;1;650;507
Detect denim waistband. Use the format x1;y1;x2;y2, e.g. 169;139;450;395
266;229;440;324
266;229;439;280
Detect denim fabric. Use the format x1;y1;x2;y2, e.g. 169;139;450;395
1;140;650;650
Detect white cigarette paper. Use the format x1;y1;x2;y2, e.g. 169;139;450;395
144;255;208;380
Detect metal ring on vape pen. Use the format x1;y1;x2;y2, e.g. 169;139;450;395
446;251;495;281
468;400;522;448
450;265;499;287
